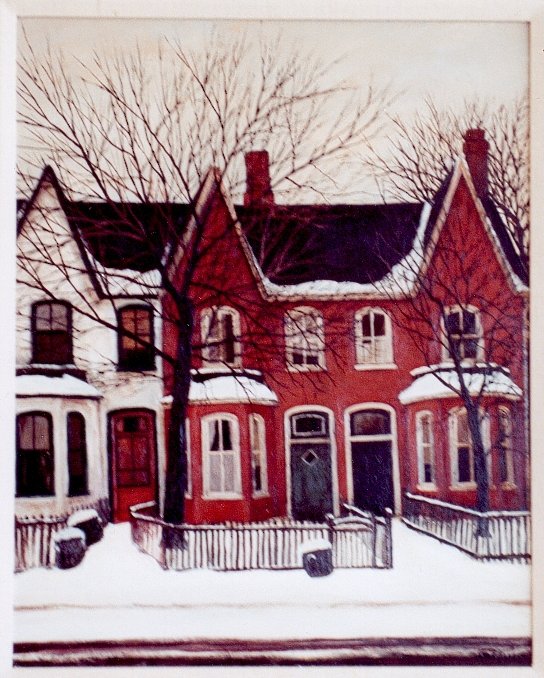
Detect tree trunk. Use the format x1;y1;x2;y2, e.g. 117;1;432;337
465;402;490;514
163;297;194;525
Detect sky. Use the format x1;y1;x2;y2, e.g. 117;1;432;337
16;18;528;203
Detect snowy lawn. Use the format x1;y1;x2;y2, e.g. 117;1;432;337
14;519;531;643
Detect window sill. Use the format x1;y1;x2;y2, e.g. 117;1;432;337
252;492;270;499
354;363;397;371
449;482;477;491
117;366;156;373
416;484;437;492
286;364;326;373
500;482;517;491
202;493;243;501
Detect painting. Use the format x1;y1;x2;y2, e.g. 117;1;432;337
2;2;543;675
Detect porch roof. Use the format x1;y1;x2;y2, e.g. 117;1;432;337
16;374;102;399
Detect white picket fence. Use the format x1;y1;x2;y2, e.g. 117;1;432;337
402;492;530;562
130;502;392;571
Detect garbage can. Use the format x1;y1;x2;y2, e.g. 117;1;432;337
54;527;87;569
68;508;103;545
299;538;333;577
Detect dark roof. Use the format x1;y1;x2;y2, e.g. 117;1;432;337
64;201;191;272
236;203;422;285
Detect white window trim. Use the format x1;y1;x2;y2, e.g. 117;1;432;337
449;406;490;489
249;413;269;498
201;306;242;368
497;405;516;488
442;305;484;363
285;306;326;372
354;307;394;368
201;413;242;500
415;410;436;490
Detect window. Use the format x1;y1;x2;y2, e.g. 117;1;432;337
497;406;515;485
285;307;325;370
416;411;435;486
16;412;54;497
444;307;482;361
32;301;72;364
449;408;475;485
202;415;241;498
118;305;155;370
249;414;268;496
350;409;391;436
355;309;393;366
292;412;328;438
201;307;241;367
67;412;88;496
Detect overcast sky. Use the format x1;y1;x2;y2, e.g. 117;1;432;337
17;18;528;202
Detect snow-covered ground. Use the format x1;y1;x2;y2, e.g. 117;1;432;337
13;519;531;643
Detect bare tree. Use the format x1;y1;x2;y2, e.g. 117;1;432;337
17;32;392;524
365;97;529;275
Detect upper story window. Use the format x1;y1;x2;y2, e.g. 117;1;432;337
118;305;155;371
355;308;393;367
201;306;241;367
444;306;482;362
416;411;435;487
67;412;88;496
285;307;325;370
16;412;54;497
202;414;242;498
249;413;268;496
32;301;72;364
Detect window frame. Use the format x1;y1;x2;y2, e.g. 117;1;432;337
497;405;515;487
442;305;483;363
354;307;394;369
31;300;73;365
249;413;268;497
415;410;436;489
284;306;326;371
117;304;155;372
201;414;242;500
201;306;242;368
67;411;88;497
16;411;55;498
448;407;490;489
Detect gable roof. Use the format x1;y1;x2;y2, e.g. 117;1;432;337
17;159;527;300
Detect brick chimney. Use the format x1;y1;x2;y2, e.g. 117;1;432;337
243;150;274;206
463;128;489;198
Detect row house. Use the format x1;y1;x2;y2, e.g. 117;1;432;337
15;129;529;527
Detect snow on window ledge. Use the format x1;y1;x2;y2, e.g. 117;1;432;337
202;492;243;501
286;363;326;373
449;482;477;491
416;483;438;492
354;363;398;371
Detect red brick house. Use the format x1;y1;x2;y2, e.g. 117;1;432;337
16;130;528;530
162;130;528;524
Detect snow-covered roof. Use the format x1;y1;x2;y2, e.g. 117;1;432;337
16;374;102;399
163;376;278;405
398;366;522;405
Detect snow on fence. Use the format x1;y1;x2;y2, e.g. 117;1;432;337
129;502;392;571
402;492;530;562
15;497;109;572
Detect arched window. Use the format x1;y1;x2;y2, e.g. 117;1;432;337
201;307;241;367
249;414;268;496
16;412;54;497
443;306;483;361
285;307;325;370
32;301;73;364
202;414;242;498
355;308;393;366
118;305;155;371
67;412;88;496
416;411;435;486
497;406;515;485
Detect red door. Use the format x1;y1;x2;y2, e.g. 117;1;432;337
110;410;156;522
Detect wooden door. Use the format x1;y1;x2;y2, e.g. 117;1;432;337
291;443;333;521
110;410;156;522
351;440;393;515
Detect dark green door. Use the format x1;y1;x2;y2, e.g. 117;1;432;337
352;440;393;515
291;443;333;521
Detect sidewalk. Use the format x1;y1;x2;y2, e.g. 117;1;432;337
13;519;531;649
